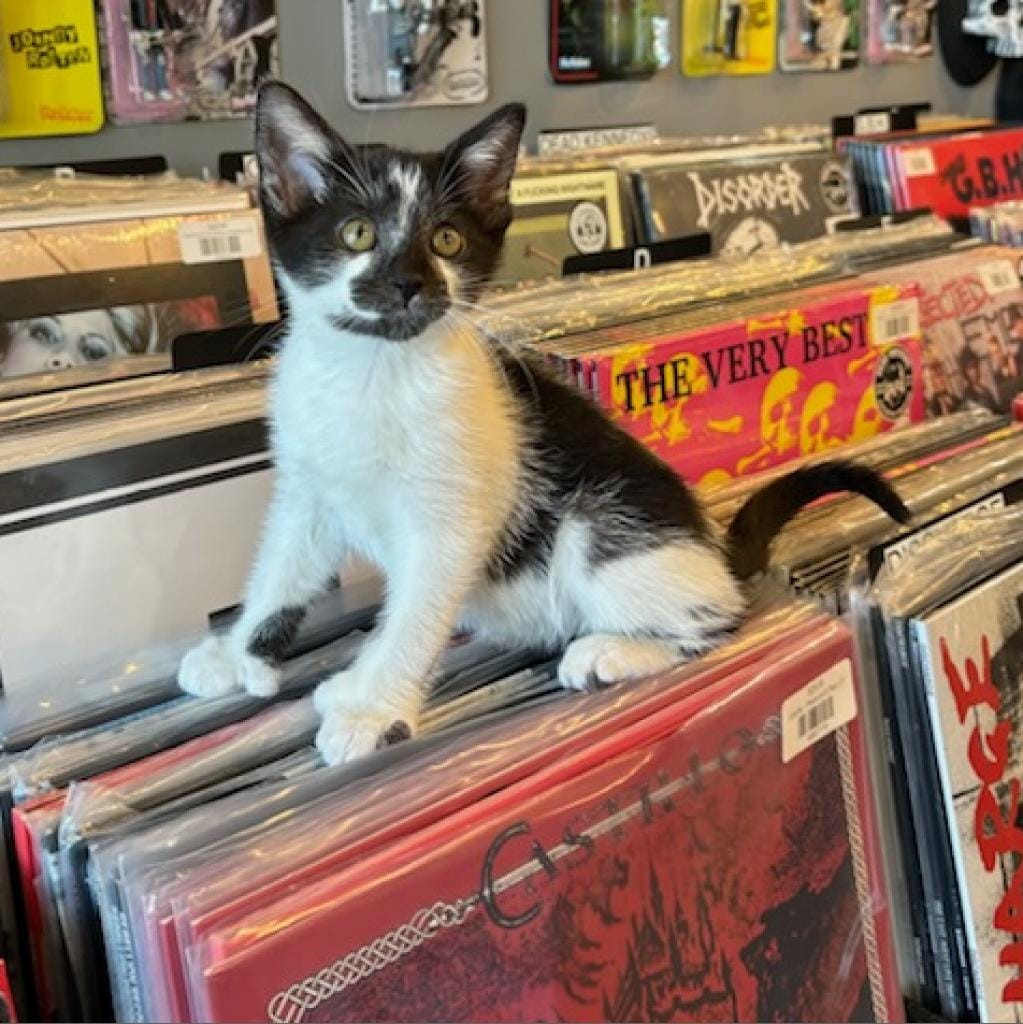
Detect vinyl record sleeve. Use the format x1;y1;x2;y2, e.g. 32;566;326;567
631;151;855;254
893;128;1023;219
496;166;627;283
862;246;1023;420
911;562;1023;1022
191;622;901;1024
571;281;923;488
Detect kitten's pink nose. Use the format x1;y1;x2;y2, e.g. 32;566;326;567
395;277;423;307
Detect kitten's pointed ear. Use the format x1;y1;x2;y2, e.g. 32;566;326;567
255;81;339;219
443;103;526;209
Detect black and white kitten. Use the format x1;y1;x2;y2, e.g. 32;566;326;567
179;82;910;764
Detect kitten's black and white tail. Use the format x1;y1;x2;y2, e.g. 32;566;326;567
724;460;912;580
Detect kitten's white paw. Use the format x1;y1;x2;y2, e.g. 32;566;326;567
312;669;352;716
558;634;682;692
178;636;281;699
315;706;415;766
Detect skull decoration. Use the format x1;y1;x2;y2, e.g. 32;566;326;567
799;381;841;454
760;367;803;456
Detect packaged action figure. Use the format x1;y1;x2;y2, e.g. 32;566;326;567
344;0;488;109
550;0;670;83
0;0;104;138
867;0;936;62
682;0;779;76
100;0;279;124
780;0;860;71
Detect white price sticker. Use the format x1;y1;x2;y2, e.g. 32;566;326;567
179;217;263;265
854;112;891;136
871;297;921;346
977;259;1019;297
901;148;936;178
781;659;857;764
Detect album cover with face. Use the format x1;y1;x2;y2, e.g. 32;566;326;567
0;208;276;381
631;151;856;255
862;246;1023;419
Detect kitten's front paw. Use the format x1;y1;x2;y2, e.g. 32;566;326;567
315;707;415;766
178;635;281;699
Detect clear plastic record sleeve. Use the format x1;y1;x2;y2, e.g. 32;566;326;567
188;615;902;1024
106;599;815;1022
850;507;1023;1021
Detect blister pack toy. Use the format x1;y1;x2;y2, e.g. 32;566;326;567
779;0;860;71
0;0;104;137
99;0;279;124
866;0;935;62
681;0;778;77
344;0;488;109
550;0;670;83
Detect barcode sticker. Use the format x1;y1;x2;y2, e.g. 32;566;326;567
901;147;936;177
781;659;857;763
870;297;921;346
854;112;891;136
977;259;1019;297
179;217;262;264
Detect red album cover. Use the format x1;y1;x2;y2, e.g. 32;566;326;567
194;622;902;1024
164;610;822;1021
895;127;1023;219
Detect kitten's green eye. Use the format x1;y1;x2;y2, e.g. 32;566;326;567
431;224;465;259
339;217;377;252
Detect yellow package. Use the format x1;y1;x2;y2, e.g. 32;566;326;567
0;0;104;137
681;0;778;76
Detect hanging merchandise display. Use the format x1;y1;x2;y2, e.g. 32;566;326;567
0;0;104;138
549;0;670;83
866;0;936;63
99;0;279;124
343;0;488;109
779;0;860;71
681;0;778;76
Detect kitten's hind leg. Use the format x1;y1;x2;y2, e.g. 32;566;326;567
558;538;745;691
559;634;687;692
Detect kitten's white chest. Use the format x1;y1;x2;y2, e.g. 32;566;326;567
269;321;518;564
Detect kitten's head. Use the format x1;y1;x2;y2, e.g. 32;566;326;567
254;82;525;342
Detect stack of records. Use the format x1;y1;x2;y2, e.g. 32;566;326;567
0;588;904;1022
768;422;1023;610
842;125;1023;219
851;504;1023;1022
0;170;279;383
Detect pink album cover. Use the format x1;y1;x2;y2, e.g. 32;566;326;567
158;610;822;1021
191;620;903;1024
578;281;923;489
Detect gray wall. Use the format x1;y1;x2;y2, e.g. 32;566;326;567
0;0;999;176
